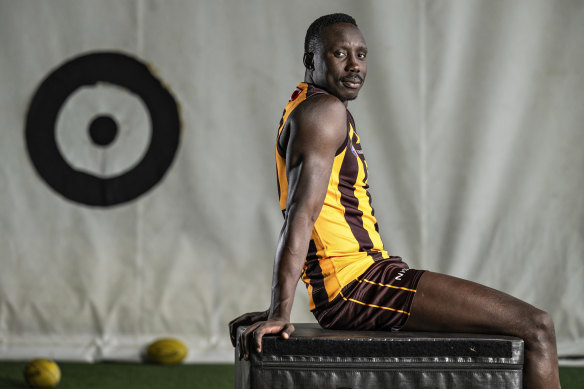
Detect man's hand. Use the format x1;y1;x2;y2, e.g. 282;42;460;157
239;319;295;360
228;309;270;347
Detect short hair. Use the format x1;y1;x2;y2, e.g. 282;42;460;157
304;13;358;54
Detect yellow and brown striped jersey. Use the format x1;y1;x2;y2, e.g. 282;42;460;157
276;82;391;310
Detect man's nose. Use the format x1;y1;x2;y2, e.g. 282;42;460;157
345;53;360;72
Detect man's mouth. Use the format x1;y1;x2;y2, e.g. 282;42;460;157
341;76;363;89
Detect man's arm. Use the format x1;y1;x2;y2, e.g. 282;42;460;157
238;95;348;359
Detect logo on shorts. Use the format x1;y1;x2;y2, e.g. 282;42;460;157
395;268;409;281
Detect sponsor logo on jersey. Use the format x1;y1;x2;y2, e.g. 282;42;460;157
350;142;358;157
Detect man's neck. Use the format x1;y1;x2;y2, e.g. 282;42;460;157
302;74;350;108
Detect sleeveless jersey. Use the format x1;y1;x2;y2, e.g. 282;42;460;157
276;82;390;310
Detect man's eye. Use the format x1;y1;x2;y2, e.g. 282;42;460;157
358;52;367;59
334;51;346;57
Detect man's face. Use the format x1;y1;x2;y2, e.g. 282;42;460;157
310;23;368;103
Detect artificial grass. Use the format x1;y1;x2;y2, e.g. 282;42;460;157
0;362;582;388
0;362;233;389
560;367;584;389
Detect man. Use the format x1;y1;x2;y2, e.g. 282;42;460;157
229;13;560;388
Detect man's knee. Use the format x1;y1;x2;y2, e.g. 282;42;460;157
523;309;556;346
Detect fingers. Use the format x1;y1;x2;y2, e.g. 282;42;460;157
229;316;244;347
240;321;294;360
253;327;264;353
228;310;269;347
241;322;262;360
229;312;255;345
280;323;295;340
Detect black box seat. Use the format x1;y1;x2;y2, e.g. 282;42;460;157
235;323;524;389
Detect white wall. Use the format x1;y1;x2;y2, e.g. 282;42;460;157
0;0;582;363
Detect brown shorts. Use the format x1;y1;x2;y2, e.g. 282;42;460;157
313;257;425;331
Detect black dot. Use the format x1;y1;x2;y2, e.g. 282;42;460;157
88;115;118;146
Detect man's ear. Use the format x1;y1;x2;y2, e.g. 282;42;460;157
303;52;315;70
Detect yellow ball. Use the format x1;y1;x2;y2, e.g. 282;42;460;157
23;359;61;387
146;338;188;365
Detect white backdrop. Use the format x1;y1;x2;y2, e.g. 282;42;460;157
0;0;583;364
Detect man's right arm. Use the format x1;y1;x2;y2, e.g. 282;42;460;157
230;95;348;358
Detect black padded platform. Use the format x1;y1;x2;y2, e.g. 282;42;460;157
235;323;524;389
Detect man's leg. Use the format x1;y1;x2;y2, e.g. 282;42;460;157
402;272;560;389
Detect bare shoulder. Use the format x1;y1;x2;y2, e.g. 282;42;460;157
293;94;347;129
288;94;347;149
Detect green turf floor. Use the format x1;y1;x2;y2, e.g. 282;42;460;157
0;362;582;388
0;363;232;389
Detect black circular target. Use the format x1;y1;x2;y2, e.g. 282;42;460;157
88;114;119;147
25;51;180;207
